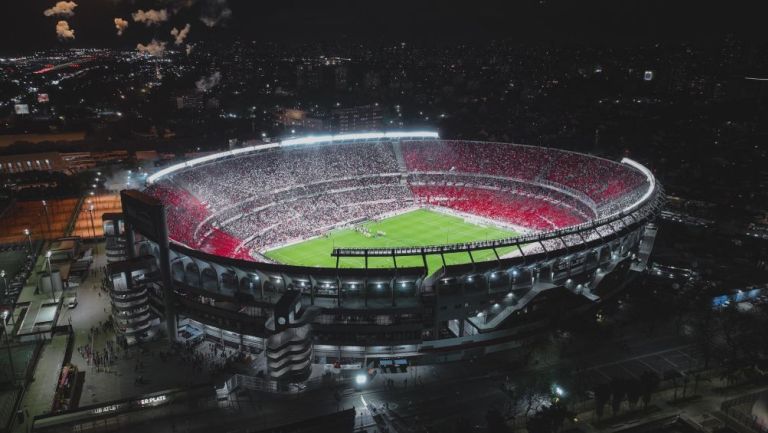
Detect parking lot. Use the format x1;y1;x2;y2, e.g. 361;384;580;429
577;344;703;383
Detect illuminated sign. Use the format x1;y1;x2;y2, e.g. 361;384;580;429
92;404;120;415
139;395;167;406
643;71;654;81
14;104;29;115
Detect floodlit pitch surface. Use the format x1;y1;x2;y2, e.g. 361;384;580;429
264;209;518;272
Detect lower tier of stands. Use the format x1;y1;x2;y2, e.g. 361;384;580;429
145;176;607;262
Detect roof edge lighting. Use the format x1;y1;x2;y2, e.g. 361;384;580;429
619;157;656;214
146;130;439;184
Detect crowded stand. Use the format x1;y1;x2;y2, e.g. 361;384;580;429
171;141;401;209
144;138;652;262
542;152;647;204
410;185;585;231
402;140;556;181
401;140;648;205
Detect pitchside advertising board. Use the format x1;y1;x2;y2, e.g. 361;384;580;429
120;190;166;243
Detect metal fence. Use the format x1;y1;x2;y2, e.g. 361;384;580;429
721;389;768;433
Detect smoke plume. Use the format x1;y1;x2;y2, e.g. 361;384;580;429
195;71;221;92
132;9;169;26
114;18;129;36
136;39;167;57
55;20;75;39
170;24;191;45
200;0;231;27
44;1;78;17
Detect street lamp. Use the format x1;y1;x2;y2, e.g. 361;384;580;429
88;204;97;239
45;251;55;302
355;373;368;386
41;201;51;238
1;319;14;385
23;229;32;252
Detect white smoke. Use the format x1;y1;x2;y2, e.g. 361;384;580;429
44;1;78;17
136;39;167;57
170;23;191;45
55;20;75;39
200;0;231;27
195;71;221;92
114;18;129;36
157;0;196;12
132;9;169;26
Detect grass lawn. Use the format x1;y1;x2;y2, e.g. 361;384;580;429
264;208;518;272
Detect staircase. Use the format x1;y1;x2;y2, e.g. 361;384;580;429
392;140;408;172
266;324;312;382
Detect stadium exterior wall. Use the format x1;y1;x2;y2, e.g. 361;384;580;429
121;133;663;377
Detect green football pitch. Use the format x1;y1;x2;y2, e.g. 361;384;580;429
264;208;519;272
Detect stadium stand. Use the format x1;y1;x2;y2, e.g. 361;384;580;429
143;139;650;261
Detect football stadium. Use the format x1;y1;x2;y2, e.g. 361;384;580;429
111;131;663;382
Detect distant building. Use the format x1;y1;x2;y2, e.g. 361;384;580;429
296;63;322;89
60;150;129;172
0;152;63;174
330;104;383;133
0;150;128;175
0;132;86;149
175;94;204;110
276;108;324;132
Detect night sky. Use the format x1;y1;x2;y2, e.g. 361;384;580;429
1;0;766;53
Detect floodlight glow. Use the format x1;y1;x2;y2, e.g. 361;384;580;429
355;373;368;385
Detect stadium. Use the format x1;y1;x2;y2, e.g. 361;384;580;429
114;131;663;382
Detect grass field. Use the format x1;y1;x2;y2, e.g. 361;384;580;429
264;209;518;271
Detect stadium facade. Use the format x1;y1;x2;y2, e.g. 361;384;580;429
108;132;663;382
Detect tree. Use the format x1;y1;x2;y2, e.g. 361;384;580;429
594;383;611;418
626;379;642;409
525;400;575;433
690;289;717;369
517;371;548;418
610;378;627;416
486;408;508;433
455;416;472;433
639;371;659;409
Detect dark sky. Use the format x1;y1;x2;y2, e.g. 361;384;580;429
1;0;766;53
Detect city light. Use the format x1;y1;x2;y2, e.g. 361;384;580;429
355;373;367;385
